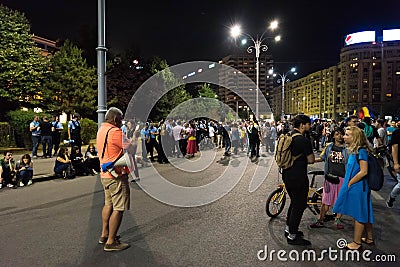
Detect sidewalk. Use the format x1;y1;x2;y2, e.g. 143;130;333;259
2;138;150;182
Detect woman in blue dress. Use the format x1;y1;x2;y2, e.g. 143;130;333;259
333;126;373;251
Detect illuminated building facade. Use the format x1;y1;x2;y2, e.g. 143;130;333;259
270;29;400;120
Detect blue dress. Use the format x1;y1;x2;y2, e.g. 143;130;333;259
333;148;374;223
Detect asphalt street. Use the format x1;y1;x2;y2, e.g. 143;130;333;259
0;148;399;267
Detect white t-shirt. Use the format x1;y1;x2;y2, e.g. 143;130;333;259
375;127;388;147
208;126;215;137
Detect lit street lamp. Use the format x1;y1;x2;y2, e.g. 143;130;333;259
230;21;280;120
270;68;297;120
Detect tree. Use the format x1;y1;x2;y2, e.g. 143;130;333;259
43;40;97;118
198;83;217;98
106;50;147;113
148;58;191;121
0;4;50;114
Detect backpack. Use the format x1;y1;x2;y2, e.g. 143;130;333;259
357;150;384;191
363;122;373;138
275;132;302;169
64;164;76;179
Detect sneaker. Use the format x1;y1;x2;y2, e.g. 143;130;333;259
287;236;312;246
284;230;304;237
386;197;395;208
19;182;24;187
335;218;344;229
131;178;140;183
27;180;33;186
309;219;324;228
92;169;98;175
104;240;130;251
0;184;2;189
7;184;14;188
98;235;120;244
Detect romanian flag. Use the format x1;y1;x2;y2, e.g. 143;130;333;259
358;106;375;119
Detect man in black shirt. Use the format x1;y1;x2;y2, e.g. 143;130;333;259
283;115;315;246
40;116;53;158
387;128;400;207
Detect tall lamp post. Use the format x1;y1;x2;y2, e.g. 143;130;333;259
230;21;280;120
271;68;297;120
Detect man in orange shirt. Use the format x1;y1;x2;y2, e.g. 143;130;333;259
97;107;131;251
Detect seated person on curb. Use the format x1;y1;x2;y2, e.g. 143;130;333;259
0;150;16;188
84;144;100;175
15;154;34;187
54;147;74;179
70;145;89;176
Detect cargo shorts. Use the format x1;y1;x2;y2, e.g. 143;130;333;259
101;174;130;211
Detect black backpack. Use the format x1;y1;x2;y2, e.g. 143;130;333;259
64;164;76;179
357;151;384;191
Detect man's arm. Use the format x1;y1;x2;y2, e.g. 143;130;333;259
307;153;315;164
68;122;72;140
392;143;399;173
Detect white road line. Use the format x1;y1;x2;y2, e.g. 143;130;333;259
372;190;384;200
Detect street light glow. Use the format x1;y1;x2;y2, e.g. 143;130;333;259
228;20;281;119
269;20;278;31
230;25;241;38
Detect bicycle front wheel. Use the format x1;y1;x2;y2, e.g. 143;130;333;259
266;188;286;218
311;187;324;214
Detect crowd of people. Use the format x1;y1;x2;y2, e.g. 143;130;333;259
277;114;400;249
2;107;400;253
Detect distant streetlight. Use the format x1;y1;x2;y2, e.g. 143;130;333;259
230;20;280;120
271;68;297;120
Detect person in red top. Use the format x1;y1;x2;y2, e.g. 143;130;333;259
97;107;131;252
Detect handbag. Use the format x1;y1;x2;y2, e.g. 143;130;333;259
325;173;340;184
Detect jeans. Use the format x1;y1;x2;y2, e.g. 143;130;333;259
268;139;275;153
390;173;400;199
223;138;231;154
18;170;33;184
32;135;41;156
54;163;70;174
41;135;52;157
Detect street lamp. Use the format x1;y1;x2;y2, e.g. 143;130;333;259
230;21;280;120
270;68;297;120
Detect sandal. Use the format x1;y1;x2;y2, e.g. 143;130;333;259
344;241;363;251
361;237;375;245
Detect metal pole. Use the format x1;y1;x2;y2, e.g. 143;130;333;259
236;99;239;120
97;0;107;127
254;40;261;120
281;77;285;120
255;55;260;120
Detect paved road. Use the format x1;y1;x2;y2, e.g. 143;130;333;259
0;149;398;266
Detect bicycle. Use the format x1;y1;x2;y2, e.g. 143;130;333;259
375;145;397;181
265;170;324;218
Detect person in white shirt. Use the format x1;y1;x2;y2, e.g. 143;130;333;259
208;122;215;144
375;119;388;147
172;121;184;157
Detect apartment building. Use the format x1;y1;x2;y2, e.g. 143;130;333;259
218;53;274;118
270;29;400;120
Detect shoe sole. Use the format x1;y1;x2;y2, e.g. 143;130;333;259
104;245;130;251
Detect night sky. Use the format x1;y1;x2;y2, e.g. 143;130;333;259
1;0;400;76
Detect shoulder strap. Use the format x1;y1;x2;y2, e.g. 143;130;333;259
101;127;115;159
